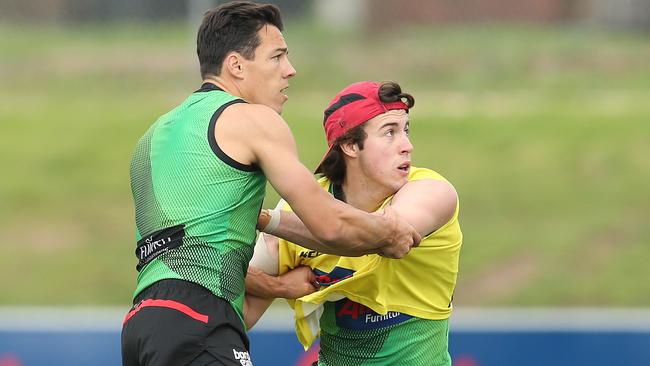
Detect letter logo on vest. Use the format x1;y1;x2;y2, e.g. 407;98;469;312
313;267;355;287
135;224;186;271
334;298;413;330
299;250;321;258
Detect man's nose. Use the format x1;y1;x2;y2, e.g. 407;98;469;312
401;136;413;154
285;60;297;78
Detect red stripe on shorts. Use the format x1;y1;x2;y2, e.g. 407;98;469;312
122;299;209;325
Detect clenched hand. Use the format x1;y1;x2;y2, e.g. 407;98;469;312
377;206;421;259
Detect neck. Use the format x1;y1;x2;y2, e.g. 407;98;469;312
340;169;392;213
202;76;244;100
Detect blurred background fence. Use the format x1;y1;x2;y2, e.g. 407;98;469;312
1;0;649;365
2;0;650;28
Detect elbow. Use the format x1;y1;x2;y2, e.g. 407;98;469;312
316;212;356;246
314;225;340;246
305;212;343;246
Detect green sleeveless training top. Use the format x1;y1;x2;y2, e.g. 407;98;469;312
318;300;451;366
129;83;266;322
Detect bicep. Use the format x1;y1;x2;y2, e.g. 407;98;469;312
389;179;458;236
256;133;327;207
247;112;321;202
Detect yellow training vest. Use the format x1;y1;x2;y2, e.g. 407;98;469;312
277;167;462;349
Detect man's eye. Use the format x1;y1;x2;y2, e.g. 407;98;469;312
385;129;394;136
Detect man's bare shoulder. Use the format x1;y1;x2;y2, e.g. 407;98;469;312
398;178;457;208
391;177;458;234
217;102;295;164
221;102;286;131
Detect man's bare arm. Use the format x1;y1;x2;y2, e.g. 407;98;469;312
234;104;420;258
244;265;319;330
258;209;407;257
244;232;319;329
243;294;274;330
246;263;318;299
259;179;458;247
389;179;458;236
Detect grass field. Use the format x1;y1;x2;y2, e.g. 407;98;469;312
1;21;649;306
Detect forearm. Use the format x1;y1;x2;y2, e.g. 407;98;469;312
243;294;274;330
257;206;334;253
273;210;325;251
246;266;287;298
243;267;277;329
269;209;382;256
293;198;420;259
260;154;412;256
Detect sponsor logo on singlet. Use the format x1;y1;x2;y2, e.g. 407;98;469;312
313;267;355;287
135;224;185;271
299;250;322;258
313;266;412;329
334;298;412;330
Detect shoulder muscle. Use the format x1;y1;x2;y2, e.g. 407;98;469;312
390;179;458;236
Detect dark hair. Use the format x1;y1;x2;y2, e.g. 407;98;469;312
318;125;368;186
378;81;415;109
197;1;283;78
319;81;415;185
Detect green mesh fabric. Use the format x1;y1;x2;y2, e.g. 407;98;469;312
318;303;451;366
130;88;266;321
130;126;170;234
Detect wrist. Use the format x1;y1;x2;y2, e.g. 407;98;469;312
257;209;271;230
272;274;289;298
261;208;281;234
377;212;395;248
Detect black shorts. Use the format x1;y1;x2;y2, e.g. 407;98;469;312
121;279;252;366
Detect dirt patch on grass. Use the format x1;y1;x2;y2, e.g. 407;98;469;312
454;252;540;304
3;220;86;251
571;224;632;274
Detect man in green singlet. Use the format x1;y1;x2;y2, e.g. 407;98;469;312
121;2;421;366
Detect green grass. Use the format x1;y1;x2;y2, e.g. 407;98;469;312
1;21;648;305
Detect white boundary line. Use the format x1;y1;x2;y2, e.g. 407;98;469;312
450;307;650;332
1;307;650;333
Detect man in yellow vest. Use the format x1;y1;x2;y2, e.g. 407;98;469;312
246;81;463;366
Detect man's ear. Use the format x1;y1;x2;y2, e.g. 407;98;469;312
224;52;244;79
340;141;360;158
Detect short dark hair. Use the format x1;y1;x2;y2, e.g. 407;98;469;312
197;1;283;78
319;81;415;186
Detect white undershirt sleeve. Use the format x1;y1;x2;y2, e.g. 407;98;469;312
249;199;287;275
249;232;279;276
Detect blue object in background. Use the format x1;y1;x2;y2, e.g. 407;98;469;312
0;331;303;366
449;331;650;366
3;330;650;366
1;308;650;366
0;331;120;366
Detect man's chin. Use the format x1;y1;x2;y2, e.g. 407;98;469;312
395;178;409;191
273;102;285;115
